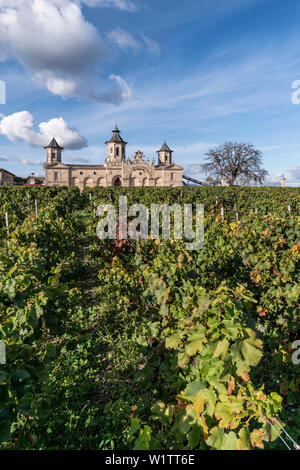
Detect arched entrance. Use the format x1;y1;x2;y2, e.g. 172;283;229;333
84;177;95;188
113;176;122;187
97;177;105;187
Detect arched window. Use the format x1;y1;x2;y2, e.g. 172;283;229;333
116;147;119;156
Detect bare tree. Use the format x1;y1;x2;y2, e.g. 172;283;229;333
201;142;268;186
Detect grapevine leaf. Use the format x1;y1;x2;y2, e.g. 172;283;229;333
165;333;183;349
240;329;263;367
186;337;205;356
134;426;152;450
250;429;264;449
207;427;238;450
213;338;230;358
237;428;252;450
182;381;205;400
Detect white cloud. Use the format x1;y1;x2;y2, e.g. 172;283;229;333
183;163;205;177
0;154;44;167
0;111;34;144
175;142;216;154
265;166;300;187
107;28;141;51
0;111;88;150
21;159;44;166
107;28;161;55
0;0;133;102
285;165;300;185
109;74;133;101
81;0;138;11
45;77;78;98
141;34;160;55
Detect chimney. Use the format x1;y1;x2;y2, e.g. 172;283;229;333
280;175;286;187
221;176;229;186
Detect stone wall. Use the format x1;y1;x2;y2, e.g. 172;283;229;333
45;164;183;189
0;169;14;186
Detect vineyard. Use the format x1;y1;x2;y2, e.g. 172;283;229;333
0;186;299;450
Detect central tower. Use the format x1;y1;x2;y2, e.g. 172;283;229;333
157;142;173;166
44;137;64;164
105;125;127;165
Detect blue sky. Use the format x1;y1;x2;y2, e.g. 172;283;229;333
0;0;300;185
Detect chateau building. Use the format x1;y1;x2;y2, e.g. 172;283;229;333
44;126;183;189
0;168;15;186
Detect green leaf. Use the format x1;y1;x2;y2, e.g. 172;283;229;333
186;336;205;356
237;427;252;450
240;329;263;367
222;321;239;339
5;279;16;299
127;418;141;443
35;302;43;317
10;369;30;385
148;322;160;338
214;398;244;429
231;341;248;371
166;333;183;349
182;381;205;400
182;385;216;418
207;427;238;450
151;401;174;424
231;329;263;369
196;293;211;311
0;371;7;382
261;421;282;442
201;388;216;417
178;413;194;435
134;426;152;450
188;424;203;448
213;338;230;358
45;343;56;359
270;392;282;403
0;419;12;444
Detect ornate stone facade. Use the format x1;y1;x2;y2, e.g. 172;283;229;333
44;127;183;189
0;168;15;186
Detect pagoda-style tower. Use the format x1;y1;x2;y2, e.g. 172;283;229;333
44;138;64;164
105;125;127;165
157;142;173;166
